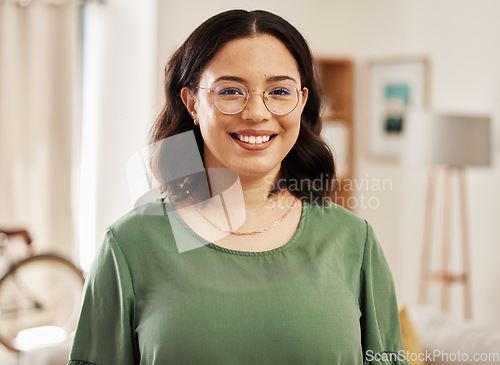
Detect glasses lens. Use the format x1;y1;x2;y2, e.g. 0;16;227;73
211;82;300;115
213;83;247;114
265;84;299;115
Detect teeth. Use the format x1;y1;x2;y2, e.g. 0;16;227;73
237;134;273;145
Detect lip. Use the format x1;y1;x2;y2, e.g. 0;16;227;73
231;129;278;137
229;132;277;151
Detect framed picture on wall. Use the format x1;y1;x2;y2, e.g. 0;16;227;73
368;56;429;158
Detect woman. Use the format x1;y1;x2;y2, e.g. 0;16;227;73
69;9;408;365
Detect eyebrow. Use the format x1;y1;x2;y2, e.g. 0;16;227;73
212;75;298;85
267;75;298;84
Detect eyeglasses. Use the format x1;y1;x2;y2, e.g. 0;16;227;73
197;82;304;116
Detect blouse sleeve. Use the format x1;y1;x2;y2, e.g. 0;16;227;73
360;221;409;365
68;228;139;365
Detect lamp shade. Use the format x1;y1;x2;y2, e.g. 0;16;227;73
403;109;492;167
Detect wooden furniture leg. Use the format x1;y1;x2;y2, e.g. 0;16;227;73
458;167;472;319
418;166;472;319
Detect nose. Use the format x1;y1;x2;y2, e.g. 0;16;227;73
240;91;271;122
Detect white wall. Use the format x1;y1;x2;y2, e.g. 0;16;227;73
80;0;158;271
91;0;500;327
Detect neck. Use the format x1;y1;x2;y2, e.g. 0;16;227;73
239;175;276;210
205;168;287;212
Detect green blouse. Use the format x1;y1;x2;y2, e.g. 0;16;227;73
68;200;408;365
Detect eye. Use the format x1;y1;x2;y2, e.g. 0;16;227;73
218;88;243;95
268;86;293;97
215;84;246;98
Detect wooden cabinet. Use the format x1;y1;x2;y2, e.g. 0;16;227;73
314;58;355;209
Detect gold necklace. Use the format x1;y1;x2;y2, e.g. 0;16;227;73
193;197;298;236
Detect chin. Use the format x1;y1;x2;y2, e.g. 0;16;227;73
232;162;281;180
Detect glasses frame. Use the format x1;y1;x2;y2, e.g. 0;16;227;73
197;82;304;116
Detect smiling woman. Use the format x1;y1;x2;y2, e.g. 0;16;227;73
150;10;331;206
68;9;409;365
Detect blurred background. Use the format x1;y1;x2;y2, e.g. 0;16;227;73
1;0;499;364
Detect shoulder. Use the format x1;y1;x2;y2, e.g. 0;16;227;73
306;200;368;239
300;200;373;265
110;199;167;230
103;199;174;251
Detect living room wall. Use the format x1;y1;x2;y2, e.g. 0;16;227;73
155;0;500;328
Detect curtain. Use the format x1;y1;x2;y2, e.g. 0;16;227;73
0;0;80;256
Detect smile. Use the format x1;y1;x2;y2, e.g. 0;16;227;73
229;132;277;151
234;134;274;145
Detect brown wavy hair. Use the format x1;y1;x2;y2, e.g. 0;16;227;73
149;9;336;203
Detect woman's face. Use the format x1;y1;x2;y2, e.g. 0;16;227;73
182;35;308;181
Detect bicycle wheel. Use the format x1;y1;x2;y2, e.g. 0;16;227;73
0;254;84;352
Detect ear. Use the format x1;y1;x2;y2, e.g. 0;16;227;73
180;87;198;122
300;87;309;111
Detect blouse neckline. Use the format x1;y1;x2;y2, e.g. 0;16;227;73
163;197;308;257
